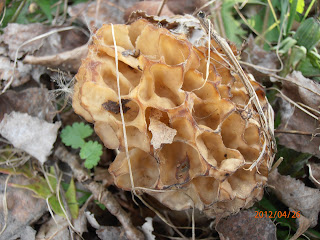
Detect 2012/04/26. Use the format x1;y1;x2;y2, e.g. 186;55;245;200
255;211;301;218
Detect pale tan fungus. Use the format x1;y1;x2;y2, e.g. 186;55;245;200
73;18;274;217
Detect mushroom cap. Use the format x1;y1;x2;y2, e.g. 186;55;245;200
73;17;273;217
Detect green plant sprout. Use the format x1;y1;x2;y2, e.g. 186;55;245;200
60;122;103;169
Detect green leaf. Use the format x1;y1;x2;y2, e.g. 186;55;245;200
294;17;320;50
289;0;304;14
65;178;79;219
80;141;103;169
34;0;52;22
60;122;93;149
221;0;247;46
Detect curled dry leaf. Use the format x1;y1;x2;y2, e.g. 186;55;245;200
290;215;311;240
268;169;320;227
215;209;277;240
0;88;56;122
0;175;47;240
23;44;88;72
0;112;61;164
278;71;320;157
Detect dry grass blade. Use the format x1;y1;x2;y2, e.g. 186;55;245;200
0;174;10;236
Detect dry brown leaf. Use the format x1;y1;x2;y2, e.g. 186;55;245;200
268;169;320;227
0;112;61;164
241;35;280;82
0;23;50;60
290;215;311;240
308;162;320;189
149;117;177;150
215;209;276;240
23;44;88;72
278;71;320;157
124;1;174;21
0;175;47;240
0;88;56;122
69;0;139;29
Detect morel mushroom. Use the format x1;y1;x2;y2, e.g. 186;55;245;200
73;17;274;217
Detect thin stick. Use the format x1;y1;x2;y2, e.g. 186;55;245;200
156;0;168;16
275;129;320;137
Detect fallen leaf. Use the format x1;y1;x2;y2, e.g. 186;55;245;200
149;117;177;149
278;71;320;157
241;35;280;82
0;175;47;240
0;88;56;122
23;44;88;72
268;169;320;227
290;215;311;240
0;112;61;164
308;162;320;189
0;23;50;60
141;217;155;240
36;215;70;240
96;226;128;240
124;1;174;21
68;0;139;29
215;209;277;240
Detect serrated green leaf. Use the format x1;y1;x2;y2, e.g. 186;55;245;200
60;122;93;149
221;0;247;46
80;141;103;169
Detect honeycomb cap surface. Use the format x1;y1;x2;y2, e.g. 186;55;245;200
73;18;273;217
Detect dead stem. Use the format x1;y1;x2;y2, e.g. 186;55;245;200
156;0;168;16
275;129;320;137
54;145;145;240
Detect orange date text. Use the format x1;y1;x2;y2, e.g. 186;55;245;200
255;211;301;219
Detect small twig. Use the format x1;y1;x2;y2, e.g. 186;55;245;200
156;0;168;16
275;129;320;137
54;145;145;240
